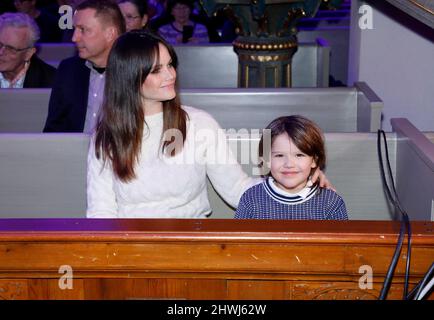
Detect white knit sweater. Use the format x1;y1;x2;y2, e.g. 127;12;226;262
86;106;257;218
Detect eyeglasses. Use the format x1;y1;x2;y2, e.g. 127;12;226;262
0;41;32;55
124;15;141;21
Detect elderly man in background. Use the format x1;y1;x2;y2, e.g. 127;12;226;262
0;12;56;88
43;0;125;133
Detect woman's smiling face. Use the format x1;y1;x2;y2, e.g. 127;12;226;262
141;43;177;111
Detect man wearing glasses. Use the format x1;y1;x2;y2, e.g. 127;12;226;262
0;12;56;88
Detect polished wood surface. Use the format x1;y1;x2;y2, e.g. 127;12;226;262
0;219;433;300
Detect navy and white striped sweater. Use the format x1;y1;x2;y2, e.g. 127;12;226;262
235;178;348;220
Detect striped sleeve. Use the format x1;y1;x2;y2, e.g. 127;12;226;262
234;190;254;219
326;194;348;220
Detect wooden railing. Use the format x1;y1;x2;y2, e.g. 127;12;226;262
0;219;433;300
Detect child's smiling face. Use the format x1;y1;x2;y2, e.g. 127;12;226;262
270;133;317;193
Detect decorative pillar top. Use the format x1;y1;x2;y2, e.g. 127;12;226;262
200;0;322;38
199;0;324;87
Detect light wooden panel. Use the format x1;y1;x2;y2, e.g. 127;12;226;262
0;219;432;300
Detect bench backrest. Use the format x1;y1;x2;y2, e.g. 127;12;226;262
2;130;423;221
0;82;383;133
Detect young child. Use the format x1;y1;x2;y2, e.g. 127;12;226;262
235;115;348;220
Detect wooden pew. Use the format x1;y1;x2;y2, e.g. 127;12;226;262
0;132;390;220
0;219;432;300
393;119;434;221
0;82;383;133
0;118;432;221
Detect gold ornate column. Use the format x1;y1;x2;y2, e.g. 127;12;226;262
200;0;322;88
233;37;297;87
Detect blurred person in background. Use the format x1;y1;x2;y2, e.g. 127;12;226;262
150;0;220;43
117;0;148;31
14;0;62;42
157;0;208;44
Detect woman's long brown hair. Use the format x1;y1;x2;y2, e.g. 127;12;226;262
95;30;187;182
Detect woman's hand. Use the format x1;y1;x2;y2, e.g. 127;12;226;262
311;167;335;191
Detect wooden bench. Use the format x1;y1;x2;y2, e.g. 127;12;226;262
0;118;432;221
0;82;382;133
0;218;432;300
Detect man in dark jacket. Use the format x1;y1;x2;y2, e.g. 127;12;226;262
0;12;56;88
43;0;125;133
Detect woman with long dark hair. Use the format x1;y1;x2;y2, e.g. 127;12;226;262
87;30;255;218
87;30;332;218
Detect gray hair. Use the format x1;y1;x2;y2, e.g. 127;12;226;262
0;13;40;47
